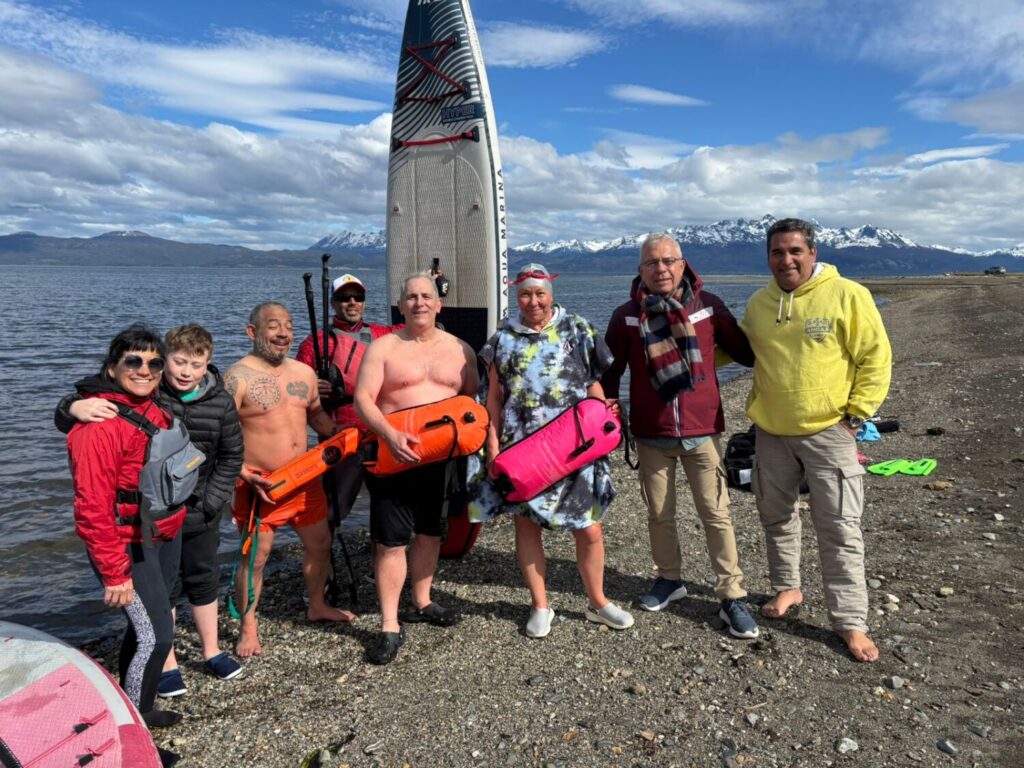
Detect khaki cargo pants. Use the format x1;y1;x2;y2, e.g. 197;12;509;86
636;438;746;600
752;424;869;633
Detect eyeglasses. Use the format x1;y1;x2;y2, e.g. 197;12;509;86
640;257;681;270
333;294;365;304
121;355;165;373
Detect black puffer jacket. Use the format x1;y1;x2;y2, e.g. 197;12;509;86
55;365;244;534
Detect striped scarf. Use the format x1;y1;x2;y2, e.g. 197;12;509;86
637;278;704;402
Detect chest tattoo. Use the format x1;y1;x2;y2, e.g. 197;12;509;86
286;381;309;400
247;375;281;410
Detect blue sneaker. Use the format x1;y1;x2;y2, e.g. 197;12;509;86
719;599;760;639
157;668;187;698
203;652;243;681
639;577;688;612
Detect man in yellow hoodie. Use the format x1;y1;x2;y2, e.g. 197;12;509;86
741;218;891;663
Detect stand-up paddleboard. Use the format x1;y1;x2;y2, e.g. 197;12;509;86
386;0;507;352
0;621;161;767
386;0;506;558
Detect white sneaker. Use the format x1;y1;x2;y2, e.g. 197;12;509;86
585;602;634;630
525;607;555;638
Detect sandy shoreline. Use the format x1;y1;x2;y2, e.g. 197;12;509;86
83;276;1024;768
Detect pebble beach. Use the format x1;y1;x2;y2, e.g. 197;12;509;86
83;275;1024;768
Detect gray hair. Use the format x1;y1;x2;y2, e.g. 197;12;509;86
639;233;682;263
399;271;438;302
247;301;288;327
766;218;816;254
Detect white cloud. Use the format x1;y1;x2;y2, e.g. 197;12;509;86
589;130;696;169
566;0;770;26
499;128;1024;251
479;22;606;68
608;84;708;107
0;46;393;248
329;0;407;23
854;0;1024;85
906;144;1008;165
0;1;391;137
945;83;1024;133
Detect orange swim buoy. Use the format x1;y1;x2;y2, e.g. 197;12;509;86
262;427;361;502
364;395;488;476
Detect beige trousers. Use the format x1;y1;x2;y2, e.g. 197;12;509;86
636;438;746;600
752;424;869;633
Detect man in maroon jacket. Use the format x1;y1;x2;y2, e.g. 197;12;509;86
602;233;759;639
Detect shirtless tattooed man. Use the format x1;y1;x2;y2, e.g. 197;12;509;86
225;302;356;657
354;274;478;665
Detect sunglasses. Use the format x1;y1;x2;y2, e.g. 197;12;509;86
121;354;165;373
333;294;365;304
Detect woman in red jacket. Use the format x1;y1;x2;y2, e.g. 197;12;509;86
66;324;187;729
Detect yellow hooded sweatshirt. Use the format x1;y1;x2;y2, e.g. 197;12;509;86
741;263;892;437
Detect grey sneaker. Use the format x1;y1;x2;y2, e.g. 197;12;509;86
585;602;634;630
639;577;688;611
525;608;555;638
719;599;760;639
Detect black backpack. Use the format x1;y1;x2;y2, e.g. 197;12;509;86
115;403;205;545
724;424;809;495
724;425;757;492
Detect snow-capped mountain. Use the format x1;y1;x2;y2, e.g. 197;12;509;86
516;216;921;254
305;216;1019;275
313;230;386;251
981;243;1024;258
94;230;152;239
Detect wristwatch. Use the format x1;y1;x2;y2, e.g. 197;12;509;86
843;413;865;430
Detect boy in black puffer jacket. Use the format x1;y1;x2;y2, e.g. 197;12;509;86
56;324;245;696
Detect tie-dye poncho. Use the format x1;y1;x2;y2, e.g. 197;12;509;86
467;306;616;531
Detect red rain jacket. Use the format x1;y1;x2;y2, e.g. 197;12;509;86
66;388;186;586
296;318;400;429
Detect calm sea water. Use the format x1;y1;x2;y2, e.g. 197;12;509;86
0;265;756;644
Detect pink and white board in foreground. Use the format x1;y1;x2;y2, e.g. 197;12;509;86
0;621;161;768
492;398;622;503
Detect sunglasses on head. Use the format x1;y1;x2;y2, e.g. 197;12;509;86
333;293;365;303
121;354;165;373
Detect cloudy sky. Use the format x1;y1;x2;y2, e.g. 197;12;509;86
1;0;1022;251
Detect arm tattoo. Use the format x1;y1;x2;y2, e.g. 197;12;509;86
286;381;310;400
224;373;239;397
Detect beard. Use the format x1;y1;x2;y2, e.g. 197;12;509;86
254;334;289;364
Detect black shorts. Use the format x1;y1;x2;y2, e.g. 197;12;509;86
366;461;452;546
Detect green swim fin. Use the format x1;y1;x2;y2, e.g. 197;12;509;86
900;458;937;476
867;459;911;476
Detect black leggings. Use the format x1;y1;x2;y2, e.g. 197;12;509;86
93;534;181;714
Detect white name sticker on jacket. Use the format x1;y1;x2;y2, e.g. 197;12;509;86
688;308;713;324
626;317;639;327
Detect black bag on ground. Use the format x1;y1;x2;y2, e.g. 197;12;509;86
724;424;809;495
724;425;757;492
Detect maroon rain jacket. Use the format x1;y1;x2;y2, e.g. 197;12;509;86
601;264;754;439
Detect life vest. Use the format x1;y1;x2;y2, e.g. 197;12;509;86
491;398;621;502
326;326;375;404
364;395;489;476
262;427;361;502
114;403;205;545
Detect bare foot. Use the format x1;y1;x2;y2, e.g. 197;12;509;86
235;628;262;658
761;588;804;619
308;605;357;623
838;629;879;663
